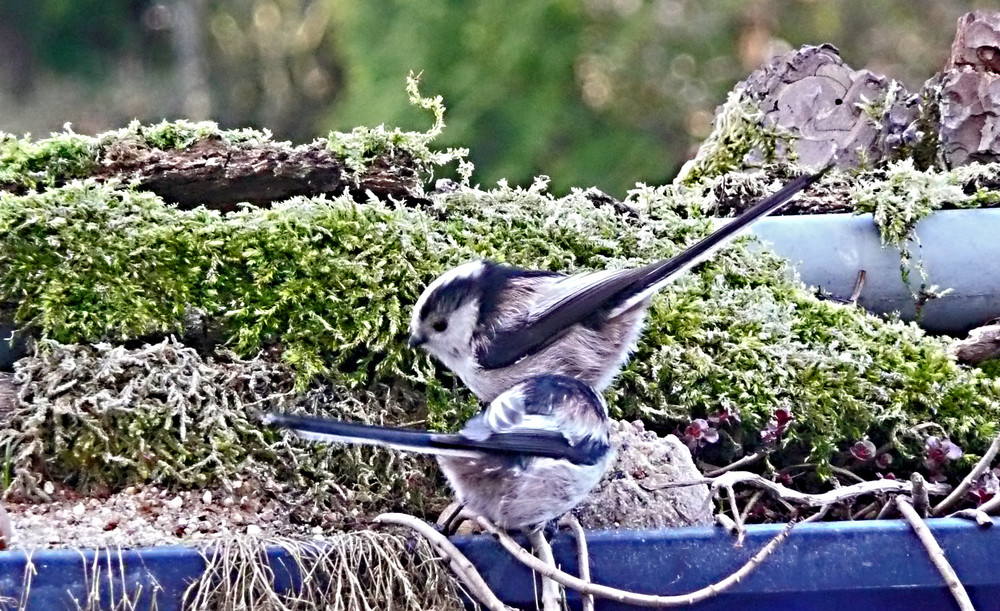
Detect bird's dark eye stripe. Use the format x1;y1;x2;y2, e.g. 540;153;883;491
432;320;448;332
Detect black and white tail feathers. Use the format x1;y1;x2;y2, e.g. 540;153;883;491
611;165;831;315
263;412;594;463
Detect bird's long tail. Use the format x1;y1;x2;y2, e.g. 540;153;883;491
263;413;586;461
612;165;830;316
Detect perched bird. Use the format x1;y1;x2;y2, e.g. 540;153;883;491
408;168;829;402
265;375;612;531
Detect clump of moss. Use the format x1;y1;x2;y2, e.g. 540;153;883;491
327;72;470;183
1;339;448;522
2;167;998;485
0;128;98;189
675;91;796;184
0;121;277;192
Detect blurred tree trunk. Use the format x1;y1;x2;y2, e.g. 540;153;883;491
172;0;211;120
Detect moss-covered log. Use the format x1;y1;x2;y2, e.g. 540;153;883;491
2;71;1000;511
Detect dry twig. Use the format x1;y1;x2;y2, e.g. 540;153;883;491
896;497;975;611
849;270;867;304
528;530;562;611
477;516;794;608
703;452;765;478
662;470;951;508
560;515;595;611
373;513;508;611
946;508;993;527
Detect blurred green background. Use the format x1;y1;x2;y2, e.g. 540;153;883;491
0;0;992;196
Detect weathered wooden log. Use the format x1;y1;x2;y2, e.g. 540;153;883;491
948;323;1000;364
92;135;424;210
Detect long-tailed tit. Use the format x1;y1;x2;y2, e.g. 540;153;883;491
265;375;612;531
408;169;829;402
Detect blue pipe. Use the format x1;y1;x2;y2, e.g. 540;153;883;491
748;209;1000;334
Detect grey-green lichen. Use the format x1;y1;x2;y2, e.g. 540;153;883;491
2;339;447;522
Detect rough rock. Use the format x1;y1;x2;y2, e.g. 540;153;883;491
574;419;713;529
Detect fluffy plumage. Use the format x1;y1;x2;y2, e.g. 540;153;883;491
410;168;829;401
265;375;613;530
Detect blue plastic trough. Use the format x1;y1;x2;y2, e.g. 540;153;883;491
0;518;997;610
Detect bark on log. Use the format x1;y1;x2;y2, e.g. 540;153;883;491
935;11;1000;167
948;323;1000;364
93;135;424;210
738;44;922;170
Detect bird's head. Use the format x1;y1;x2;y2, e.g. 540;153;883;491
409;260;486;367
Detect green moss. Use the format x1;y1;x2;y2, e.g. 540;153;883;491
675;91;796;184
105;119;278;150
0;129;98;189
0;120;279;193
327;72;469;182
2;168;998;485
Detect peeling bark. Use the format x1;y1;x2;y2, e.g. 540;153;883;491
93;135;423;210
739;44;921;169
935;11;1000;167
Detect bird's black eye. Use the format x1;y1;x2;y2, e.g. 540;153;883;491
432;320;448;333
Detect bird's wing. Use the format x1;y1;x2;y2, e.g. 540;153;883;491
459;382;607;465
476;266;652;369
476;168;830;369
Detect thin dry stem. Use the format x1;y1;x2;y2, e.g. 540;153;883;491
183;529;464;611
560;515;594;611
374;513;509;611
477;516;794;608
703;452;765;478
528;530;562;611
663;470;950;508
896;497;975;611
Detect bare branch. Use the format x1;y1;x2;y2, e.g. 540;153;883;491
946;508;993;527
477;516;793;608
896;497;975;611
705;471;950;507
911;473;930;516
703;452;765;478
560;515;594;611
849;270;866;304
528;530;561;611
373;513;511;611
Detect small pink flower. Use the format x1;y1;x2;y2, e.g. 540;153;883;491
850;440;877;461
683;419;719;450
708;406;741;427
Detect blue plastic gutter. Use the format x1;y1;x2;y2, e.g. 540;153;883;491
0;518;997;610
748;208;1000;334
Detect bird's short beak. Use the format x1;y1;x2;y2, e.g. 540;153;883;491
408;334;427;349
